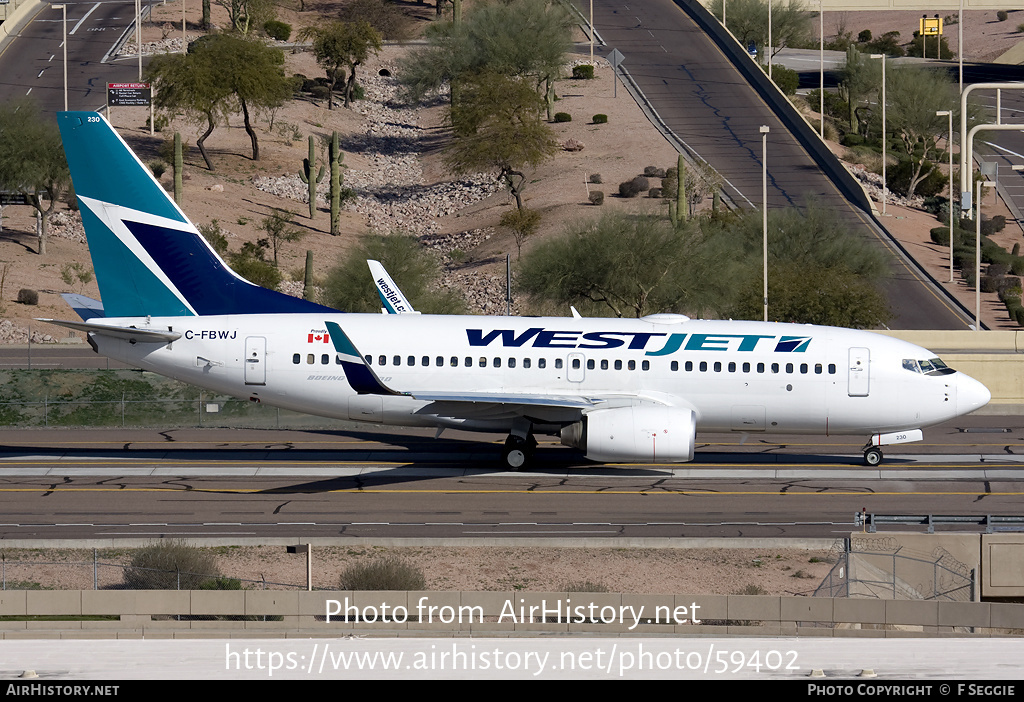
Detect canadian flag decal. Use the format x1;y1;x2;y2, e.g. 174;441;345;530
308;331;331;343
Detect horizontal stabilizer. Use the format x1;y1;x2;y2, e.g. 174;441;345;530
37;318;182;344
60;293;105;321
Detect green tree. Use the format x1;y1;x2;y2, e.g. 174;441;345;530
0;100;70;256
148;40;233;170
216;35;292;161
500;207;541;259
398;0;572;112
838;45;881;134
215;0;275;35
322;234;466;314
711;204;892;326
257;208;303;267
443;71;558;210
516;212;731;318
301;21;382;109
872;65;958;200
708;0;812;62
150;35;290;165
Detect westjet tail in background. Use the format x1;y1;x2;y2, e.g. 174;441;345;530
46;112;991;469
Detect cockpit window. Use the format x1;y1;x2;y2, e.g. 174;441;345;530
903;357;955;376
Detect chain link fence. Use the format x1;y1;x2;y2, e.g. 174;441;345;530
813;537;974;601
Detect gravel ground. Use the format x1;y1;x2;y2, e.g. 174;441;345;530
0;544;842;596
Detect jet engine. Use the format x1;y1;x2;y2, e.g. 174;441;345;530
560;406;697;463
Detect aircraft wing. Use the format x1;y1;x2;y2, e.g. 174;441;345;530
37;318;182;344
325;321;603;411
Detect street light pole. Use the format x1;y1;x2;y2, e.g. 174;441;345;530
871;53;887;216
761;124;770;322
976;179;996;330
51;4;67;111
937;109;953;283
767;0;772;80
819;0;824;140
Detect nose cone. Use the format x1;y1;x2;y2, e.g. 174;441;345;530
957;373;991;416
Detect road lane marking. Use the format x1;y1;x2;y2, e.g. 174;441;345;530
71;3;101;35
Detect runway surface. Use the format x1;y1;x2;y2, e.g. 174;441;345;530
1;417;1022;541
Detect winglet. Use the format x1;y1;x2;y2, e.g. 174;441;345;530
325;321;403;396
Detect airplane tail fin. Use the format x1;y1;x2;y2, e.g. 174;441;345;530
57;112;334;318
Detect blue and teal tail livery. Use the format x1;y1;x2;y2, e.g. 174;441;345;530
57;112;335;318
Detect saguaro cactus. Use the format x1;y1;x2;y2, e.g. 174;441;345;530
328;131;344;236
173;132;183;206
303;250;315;301
299;136;325;219
675;154;687;225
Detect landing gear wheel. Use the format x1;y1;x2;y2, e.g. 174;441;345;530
863;447;883;466
502;435;535;471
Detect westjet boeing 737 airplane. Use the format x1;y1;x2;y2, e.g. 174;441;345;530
46;112;991;469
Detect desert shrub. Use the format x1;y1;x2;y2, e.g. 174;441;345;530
553;112;572;123
263;20;292;41
618;180;641;198
589;173;602;184
572;64;594;79
886;159;948;199
1018;23;1024;33
563;580;609;592
310;85;331;100
631;175;650;192
998;10;1009;21
930;227;951;246
148;160;166;178
769;64;799;96
17;289;38;305
592;113;608;124
643;166;666;178
338;556;425;591
982;215;1007;236
841;134;864;147
648;187;662;198
857;29;873;42
589;191;604;205
123;541;221;589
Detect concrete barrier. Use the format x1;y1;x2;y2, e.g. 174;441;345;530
0;588;1021;638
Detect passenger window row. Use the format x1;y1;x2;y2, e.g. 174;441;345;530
290;353;836;375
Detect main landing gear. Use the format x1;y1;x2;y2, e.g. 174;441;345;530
502;419;537;470
502;434;537;470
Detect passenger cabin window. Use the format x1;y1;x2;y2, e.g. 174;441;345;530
307;354;315;365
554;359;562;369
628;360;636;371
293;353;300;364
436;356;444;367
641;360;650;371
524;358;532;368
538;359;546;369
378;355;386;366
615;360;623;370
322;354;329;365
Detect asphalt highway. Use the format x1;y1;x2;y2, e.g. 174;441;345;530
0;0;149;115
590;0;974;330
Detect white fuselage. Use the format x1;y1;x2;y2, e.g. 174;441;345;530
87;313;988;438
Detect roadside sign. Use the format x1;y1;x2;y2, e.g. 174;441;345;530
0;191;29;206
107;82;151;107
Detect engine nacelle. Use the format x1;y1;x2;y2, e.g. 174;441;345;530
560;406;697;463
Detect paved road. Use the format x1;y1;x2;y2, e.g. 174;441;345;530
0;0;149;116
0;418;1021;540
590;0;974;330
